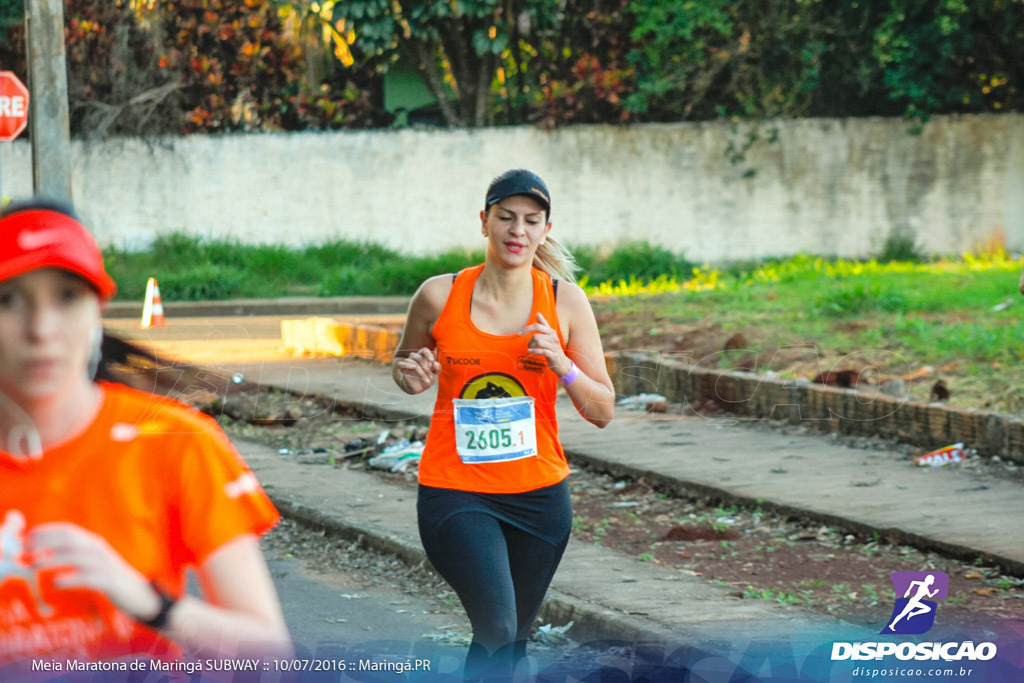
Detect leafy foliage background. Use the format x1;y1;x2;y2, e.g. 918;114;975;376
0;0;1020;137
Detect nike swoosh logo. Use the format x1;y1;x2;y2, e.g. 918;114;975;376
17;229;65;251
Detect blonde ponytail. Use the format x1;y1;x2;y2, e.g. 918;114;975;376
533;234;579;284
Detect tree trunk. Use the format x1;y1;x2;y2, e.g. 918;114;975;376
507;0;525;124
411;39;466;127
473;51;492;127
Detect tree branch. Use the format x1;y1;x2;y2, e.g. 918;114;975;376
74;81;183;139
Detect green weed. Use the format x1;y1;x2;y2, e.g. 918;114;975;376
743;588;802;605
995;578;1015;591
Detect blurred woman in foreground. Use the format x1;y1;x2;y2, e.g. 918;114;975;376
0;200;291;672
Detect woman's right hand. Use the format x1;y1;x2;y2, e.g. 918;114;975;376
27;522;160;621
395;347;441;394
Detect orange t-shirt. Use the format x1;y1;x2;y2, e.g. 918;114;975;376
0;382;279;666
419;265;570;494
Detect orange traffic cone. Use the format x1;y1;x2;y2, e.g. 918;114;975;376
140;277;166;329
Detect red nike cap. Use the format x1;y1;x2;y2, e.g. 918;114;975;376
0;208;117;300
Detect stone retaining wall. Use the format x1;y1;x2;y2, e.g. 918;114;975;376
2;114;1021;260
607;351;1024;465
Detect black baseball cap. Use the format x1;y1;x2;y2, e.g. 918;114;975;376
485;169;551;215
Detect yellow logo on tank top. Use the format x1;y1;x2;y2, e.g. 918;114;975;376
459;373;527;399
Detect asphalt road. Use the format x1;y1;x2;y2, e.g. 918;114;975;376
262;528;469;677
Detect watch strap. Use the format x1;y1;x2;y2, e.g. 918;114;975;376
140;580;177;630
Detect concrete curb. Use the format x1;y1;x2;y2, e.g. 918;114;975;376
269;496;429;570
281;318;403;361
104;296;410;319
607;352;1024;466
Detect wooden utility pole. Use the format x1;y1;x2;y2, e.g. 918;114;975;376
25;0;72;202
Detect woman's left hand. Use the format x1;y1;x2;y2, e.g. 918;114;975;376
520;312;571;378
27;522;159;620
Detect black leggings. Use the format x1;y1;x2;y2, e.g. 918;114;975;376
417;482;572;679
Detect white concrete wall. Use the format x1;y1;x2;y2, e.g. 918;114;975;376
1;113;1020;260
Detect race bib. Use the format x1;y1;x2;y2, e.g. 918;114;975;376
453;396;538;464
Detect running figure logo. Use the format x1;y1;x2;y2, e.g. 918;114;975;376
881;571;949;635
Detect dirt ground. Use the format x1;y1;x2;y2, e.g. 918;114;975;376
565;468;1024;633
592;308;1021;412
207;385;1024;637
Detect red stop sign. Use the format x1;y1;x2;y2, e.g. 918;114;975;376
0;71;29;142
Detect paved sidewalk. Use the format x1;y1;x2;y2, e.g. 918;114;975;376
230;357;1024;573
221;357;1023;651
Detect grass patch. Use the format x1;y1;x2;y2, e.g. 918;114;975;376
590;253;1022;365
589;250;1023;410
104;234;488;301
105;236;693;301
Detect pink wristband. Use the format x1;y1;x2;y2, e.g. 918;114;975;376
559;361;580;386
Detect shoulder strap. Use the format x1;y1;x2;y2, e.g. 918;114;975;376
553;279;558;301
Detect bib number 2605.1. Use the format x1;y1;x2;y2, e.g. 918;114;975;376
464;427;527;451
452;396;537;464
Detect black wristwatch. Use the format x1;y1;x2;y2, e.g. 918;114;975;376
139;580;177;630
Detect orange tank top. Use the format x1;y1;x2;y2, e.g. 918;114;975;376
418;264;570;494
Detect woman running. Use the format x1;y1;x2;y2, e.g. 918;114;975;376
393;169;615;679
